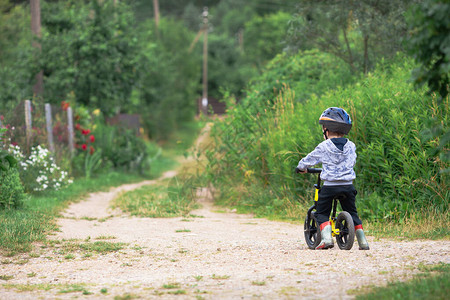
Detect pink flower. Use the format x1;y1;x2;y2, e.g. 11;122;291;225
81;144;87;150
89;135;95;143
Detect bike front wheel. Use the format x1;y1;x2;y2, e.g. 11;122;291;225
304;206;321;249
335;211;355;250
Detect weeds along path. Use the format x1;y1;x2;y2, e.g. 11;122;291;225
1;124;449;299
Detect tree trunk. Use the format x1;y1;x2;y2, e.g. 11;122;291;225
363;35;369;74
343;27;357;74
153;0;160;29
30;0;43;97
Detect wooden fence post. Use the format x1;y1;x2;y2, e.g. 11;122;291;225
45;103;55;153
25;100;32;153
67;107;75;157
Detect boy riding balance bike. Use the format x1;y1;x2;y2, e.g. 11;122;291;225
296;107;369;250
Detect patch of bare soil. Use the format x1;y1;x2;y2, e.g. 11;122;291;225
1;124;449;299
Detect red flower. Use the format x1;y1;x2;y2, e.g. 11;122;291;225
81;144;87;150
75;123;81;130
89;135;95;143
89;146;95;155
61;101;70;111
81;129;91;135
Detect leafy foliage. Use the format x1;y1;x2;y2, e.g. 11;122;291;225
40;0;140;115
244;49;355;104
243;11;291;70
10;145;72;193
405;0;450;169
0;166;25;209
0;1;33;108
287;0;414;74
205;55;448;221
91;123;148;173
406;0;450;99
136;18;201;140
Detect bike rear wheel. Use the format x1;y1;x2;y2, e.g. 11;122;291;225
335;211;355;250
304;206;321;249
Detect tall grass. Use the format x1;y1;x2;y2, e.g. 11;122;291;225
205;55;449;231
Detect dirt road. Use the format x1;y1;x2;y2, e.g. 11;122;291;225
0;175;449;299
1;125;449;299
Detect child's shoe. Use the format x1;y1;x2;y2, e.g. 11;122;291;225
355;225;370;250
316;221;334;250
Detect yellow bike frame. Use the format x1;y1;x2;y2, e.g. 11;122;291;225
314;182;340;237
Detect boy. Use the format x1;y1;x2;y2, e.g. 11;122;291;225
295;107;369;250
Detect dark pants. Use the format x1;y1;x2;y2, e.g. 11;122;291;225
315;185;362;227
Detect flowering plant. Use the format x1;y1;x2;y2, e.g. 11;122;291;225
9;144;73;192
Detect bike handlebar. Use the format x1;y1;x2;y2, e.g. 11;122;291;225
307;168;322;173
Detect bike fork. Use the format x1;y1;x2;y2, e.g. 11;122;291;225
331;199;339;237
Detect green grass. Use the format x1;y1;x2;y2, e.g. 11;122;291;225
2;283;54;292
366;208;450;240
112;178;199;218
58;284;91;294
0;171;143;255
78;241;126;254
162;283;181;289
0;121;204;256
161;121;205;156
56;240;126;256
354;263;450;300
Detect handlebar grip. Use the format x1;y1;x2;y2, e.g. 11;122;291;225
307;168;322;173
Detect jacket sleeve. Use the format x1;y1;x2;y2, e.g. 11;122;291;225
296;144;324;170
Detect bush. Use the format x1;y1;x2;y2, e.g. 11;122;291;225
206;55;449;221
93;124;148;173
0;167;25;209
9;145;72;193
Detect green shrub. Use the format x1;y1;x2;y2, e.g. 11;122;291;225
93;124;148;173
0;167;25;209
206;55;449;221
243;49;356;107
9;145;72;193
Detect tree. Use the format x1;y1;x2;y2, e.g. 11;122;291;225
406;0;450;99
406;0;450;165
40;0;140;115
0;0;34;108
288;0;414;74
137;17;201;139
243;11;291;69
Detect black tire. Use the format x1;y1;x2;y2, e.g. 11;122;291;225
304;206;321;249
335;211;355;250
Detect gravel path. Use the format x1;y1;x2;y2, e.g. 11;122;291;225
1;126;449;299
0;179;449;300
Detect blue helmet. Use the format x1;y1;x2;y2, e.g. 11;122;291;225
318;107;352;135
